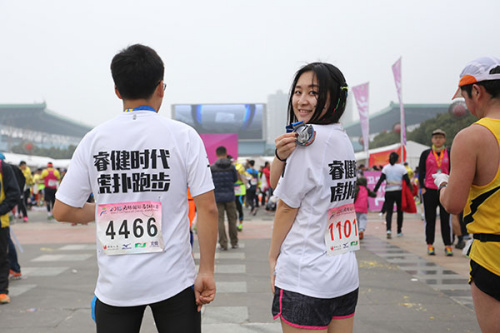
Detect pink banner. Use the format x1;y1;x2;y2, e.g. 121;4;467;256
392;58;407;150
200;133;239;164
364;171;385;211
351;82;370;154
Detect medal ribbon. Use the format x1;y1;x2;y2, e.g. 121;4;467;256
124;105;156;113
432;149;444;168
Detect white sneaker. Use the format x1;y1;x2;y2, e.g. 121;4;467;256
386;230;392;239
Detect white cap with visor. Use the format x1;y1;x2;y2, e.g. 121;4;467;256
452;56;500;99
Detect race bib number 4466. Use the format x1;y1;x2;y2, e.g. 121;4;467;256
325;203;360;256
96;201;164;255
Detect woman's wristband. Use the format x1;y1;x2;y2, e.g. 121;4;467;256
438;183;448;191
275;149;286;162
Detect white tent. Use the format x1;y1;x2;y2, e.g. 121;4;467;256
354;140;428;169
2;152;71;169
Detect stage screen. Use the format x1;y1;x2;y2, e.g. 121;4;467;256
172;104;264;140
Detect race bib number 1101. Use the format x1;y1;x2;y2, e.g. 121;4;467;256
325;203;360;256
96;201;164;255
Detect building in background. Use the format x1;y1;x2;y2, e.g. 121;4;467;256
265;90;288;155
172;103;267;157
0;103;93;152
1;101;452;161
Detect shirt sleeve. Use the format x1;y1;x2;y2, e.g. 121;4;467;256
56;136;93;208
185;128;214;197
274;148;317;208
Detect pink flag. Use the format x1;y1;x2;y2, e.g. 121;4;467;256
392;57;407;148
351;82;370;154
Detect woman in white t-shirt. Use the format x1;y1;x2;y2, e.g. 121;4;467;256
269;62;359;332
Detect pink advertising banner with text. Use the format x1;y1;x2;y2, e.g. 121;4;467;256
364;171;385;211
200;133;239;164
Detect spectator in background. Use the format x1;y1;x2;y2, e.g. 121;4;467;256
403;162;414;179
373;152;412;239
9;163;26;223
33;169;44;207
40;162;60;220
354;176;377;240
418;129;453;256
210;146;239;250
0;152;21;304
246;160;259;216
228;155;248;232
19;161;33;221
357;163;366;177
261;161;271;206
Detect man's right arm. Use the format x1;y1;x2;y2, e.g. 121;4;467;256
192;190;218;311
373;173;386;193
53;200;95;224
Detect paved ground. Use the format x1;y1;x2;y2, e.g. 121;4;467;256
1;206;480;332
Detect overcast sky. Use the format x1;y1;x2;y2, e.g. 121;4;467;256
1;0;499;127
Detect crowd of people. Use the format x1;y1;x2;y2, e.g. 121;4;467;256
210;147;276;251
9;161;64;222
0;46;498;332
355;141;469;257
0;158;64;304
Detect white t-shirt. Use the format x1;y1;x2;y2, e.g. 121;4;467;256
381;164;407;192
56;111;214;306
273;123;359;299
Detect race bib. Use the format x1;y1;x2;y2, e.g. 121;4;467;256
325;203;360;256
48;179;58;187
234;184;242;196
96;201;164;255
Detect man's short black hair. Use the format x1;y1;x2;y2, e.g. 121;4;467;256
461;67;500;99
111;44;164;100
19;161;26;166
389;152;399;165
216;146;227;157
461;80;500;99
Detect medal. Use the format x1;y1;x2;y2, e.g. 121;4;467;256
286;121;316;146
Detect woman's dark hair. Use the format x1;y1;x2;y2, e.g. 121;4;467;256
389;152;399;165
111;44;164;100
287;62;348;125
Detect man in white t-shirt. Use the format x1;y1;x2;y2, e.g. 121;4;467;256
373;152;412;239
53;44;218;333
